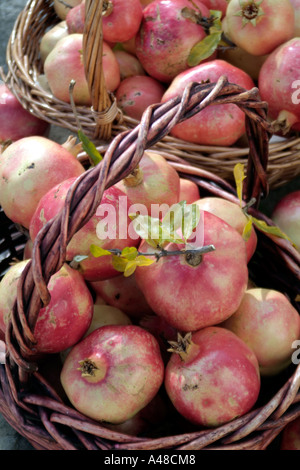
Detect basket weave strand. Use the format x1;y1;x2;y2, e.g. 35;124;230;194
4;0;300;188
0;77;299;450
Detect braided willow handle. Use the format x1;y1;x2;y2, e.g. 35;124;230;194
5;77;275;380
83;0;121;140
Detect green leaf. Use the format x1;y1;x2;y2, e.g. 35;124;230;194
233;163;246;206
251;217;296;245
78;129;103;166
187;9;223;67
188;31;222;66
162;201;186;234
90;244;112;257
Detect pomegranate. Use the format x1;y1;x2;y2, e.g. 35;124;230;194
139;313;178;363
0;83;49;144
194;197;257;262
29;177;140;281
290;0;300;36
165;327;261;427
221;288;300;376
66;1;85;33
135;211;249;332
60;303;132;364
0;135;85;228
225;0;295;56
280;416;300;450
44;34;120;105
179;178;200;204
53;0;82;20
271;190;300;251
89;273;153;319
85;304;132;337
120;36;137;55
116;75;166;121
217;46;269;81
102;0;143;43
161;59;255;146
258;38;300;133
115;151;180;217
103;392;168;436
0;260;94;354
135;0;211;83
113;50;146;80
200;0;228;16
39;21;69;62
60;324;164;423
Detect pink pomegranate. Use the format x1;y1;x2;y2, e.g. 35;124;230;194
165;327;261;427
66;1;85;33
221;287;300;376
102;0;143;43
115;151;180;217
0;260;94;354
116;75;166;121
89;273;153;319
258;38;300;133
179;178;200;204
29;177;140;281
200;0;228;16
44;34;120;105
194;197;257;262
60;324;165;423
39;21;69;62
225;0;295;56
0;83;49;143
135;0;211;83
161;59;255;146
271;190;300;250
290;0;300;36
113;50;146;80
135;211;249;332
0;136;85;228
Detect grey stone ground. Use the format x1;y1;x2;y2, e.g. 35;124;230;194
0;0;300;452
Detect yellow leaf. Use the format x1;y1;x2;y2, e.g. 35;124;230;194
124;260;138;277
252;217;296;245
242;216;253;242
121;246;138;261
135;256;156;267
90;244;112;257
112;255;128;273
233;163;246;206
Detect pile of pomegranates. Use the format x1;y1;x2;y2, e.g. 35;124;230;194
0;0;300;441
38;0;300;141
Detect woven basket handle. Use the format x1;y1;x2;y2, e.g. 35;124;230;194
82;0;119;140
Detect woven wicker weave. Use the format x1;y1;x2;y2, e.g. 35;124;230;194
0;76;300;450
5;0;300;189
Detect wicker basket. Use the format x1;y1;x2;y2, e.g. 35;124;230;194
5;0;300;189
0;75;300;450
